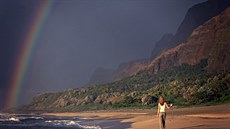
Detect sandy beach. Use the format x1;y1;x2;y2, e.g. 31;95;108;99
43;104;230;129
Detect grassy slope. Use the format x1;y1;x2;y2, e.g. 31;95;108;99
22;59;230;112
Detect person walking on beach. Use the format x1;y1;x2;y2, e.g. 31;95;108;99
157;96;173;129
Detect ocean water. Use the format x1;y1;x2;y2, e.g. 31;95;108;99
0;114;101;129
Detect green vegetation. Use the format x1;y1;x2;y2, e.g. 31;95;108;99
22;59;230;112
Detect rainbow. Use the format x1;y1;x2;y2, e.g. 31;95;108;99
5;0;54;110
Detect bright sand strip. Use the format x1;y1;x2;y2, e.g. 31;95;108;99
122;114;230;129
43;104;230;129
186;114;230;119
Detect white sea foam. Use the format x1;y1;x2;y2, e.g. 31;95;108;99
19;116;44;120
9;117;20;122
45;120;101;129
0;118;20;122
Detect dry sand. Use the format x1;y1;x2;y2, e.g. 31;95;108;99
43;104;230;129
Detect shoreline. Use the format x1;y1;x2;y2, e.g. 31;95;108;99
43;104;230;129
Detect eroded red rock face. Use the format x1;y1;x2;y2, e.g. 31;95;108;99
114;7;230;80
148;7;230;73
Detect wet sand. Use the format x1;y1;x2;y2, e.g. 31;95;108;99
43;104;230;129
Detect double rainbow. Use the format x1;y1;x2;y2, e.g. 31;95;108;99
5;0;54;110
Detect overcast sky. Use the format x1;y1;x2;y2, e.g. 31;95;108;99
0;0;206;108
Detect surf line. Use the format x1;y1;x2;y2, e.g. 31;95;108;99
5;0;54;110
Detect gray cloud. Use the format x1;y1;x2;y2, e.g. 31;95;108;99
0;0;206;107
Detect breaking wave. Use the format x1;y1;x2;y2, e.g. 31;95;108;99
0;114;101;129
45;120;101;129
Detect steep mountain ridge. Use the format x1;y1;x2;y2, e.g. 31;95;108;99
149;7;230;73
151;0;230;58
111;0;230;82
113;60;147;81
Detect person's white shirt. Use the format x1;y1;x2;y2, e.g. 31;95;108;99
159;102;167;112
